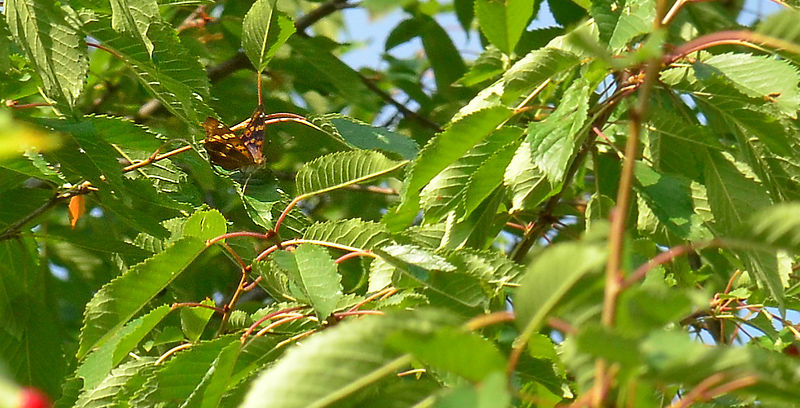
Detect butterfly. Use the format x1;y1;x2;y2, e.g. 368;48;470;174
202;105;267;170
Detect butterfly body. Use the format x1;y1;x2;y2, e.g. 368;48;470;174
203;106;267;170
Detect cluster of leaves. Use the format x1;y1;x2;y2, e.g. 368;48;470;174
3;0;800;407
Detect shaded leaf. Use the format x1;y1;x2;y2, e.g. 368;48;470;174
527;78;590;184
75;357;157;408
421;126;522;223
84;18;212;125
319;115;418;160
129;336;238;407
401;106;513;218
0;237;66;398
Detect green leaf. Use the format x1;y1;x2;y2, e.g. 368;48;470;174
527;78;591;184
421;126;522;223
644;106;721;179
441;248;523;287
576;325;641;368
475;0;534;55
417;14;467;92
244;188;310;238
640;331;800;399
688;61;794;156
704;151;771;236
240;311;453;408
129;336;239;408
42;123;126;194
242;0;296;73
31;115;166;154
457;46;506;87
77;233;213;359
376;245;488;308
756;10;800;54
272;244;342;320
500;48;581;104
295;150;406;197
289;36;377;110
76;304;172;390
704;151;784;308
84;18;212;126
702;53;800;118
515;242;607;337
110;0;159;55
321;115;418;160
187;340;242;408
504;141;554;212
634;162;712;241
303;219;393;251
75;357;157;408
5;0;88;110
0;187;54;230
591;0;654;50
463;138;521;218
432;371;510;408
402;106;513;213
386;327;506;382
440;189;506;250
746;203;800;253
0;237;66;398
181;299;216;342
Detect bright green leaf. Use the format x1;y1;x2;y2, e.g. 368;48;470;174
475;0;534;55
5;0;88;110
295;150;406;197
272;244;342;320
386;327;506;382
78;236;208;359
242;0;296;73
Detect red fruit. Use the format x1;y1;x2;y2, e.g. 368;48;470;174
19;388;51;408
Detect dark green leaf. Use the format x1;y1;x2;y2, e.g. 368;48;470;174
321;115;418;160
0;237;66;398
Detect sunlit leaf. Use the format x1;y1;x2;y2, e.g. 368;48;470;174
272;244;342;320
242;0;295;73
78;211;226;358
296;150;406;197
5;0;88;110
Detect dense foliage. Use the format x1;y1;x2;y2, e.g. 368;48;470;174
3;0;800;406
